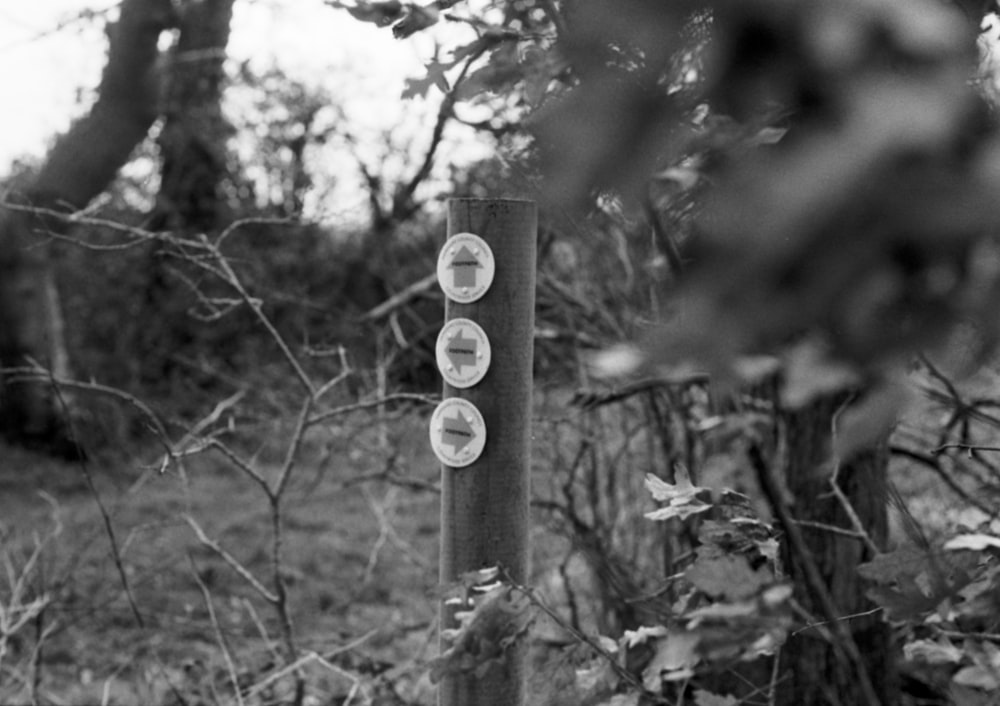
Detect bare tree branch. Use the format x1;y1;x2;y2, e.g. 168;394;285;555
750;444;881;706
187;553;246;706
360;273;437;323
307;392;438;427
184;515;279;603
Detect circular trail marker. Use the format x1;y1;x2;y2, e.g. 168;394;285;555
436;318;491;389
429;398;486;468
436;232;495;303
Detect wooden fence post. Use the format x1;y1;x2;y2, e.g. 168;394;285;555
435;198;537;706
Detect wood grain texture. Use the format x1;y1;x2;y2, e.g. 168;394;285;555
439;198;536;706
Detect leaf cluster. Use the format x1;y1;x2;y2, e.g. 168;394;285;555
430;567;534;682
861;535;1000;702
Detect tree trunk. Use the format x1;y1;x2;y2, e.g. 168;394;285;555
137;0;236;386
775;394;897;706
155;0;236;231
0;0;176;451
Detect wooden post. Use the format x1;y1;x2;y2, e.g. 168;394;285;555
438;198;536;706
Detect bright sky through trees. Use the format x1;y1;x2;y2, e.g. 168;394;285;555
0;1;109;167
0;0;491;222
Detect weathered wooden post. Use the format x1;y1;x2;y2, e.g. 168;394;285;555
430;198;537;706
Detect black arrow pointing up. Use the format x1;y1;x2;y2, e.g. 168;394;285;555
449;245;483;288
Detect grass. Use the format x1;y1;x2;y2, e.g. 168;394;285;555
0;411;446;706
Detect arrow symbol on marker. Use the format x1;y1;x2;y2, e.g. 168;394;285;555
449;245;483;288
446;331;477;373
442;411;475;453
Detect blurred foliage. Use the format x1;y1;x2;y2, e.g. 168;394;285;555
537;0;1000;399
371;0;1000;393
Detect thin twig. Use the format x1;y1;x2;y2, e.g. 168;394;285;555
360;272;437;323
206;439;271;494
2;365;175;468
311;652;371;705
0;201;200;249
891;444;997;517
323;627;382;660
768;644;781;706
273;396;313;498
361;486;395;586
245;628;385;701
242;597;283;664
938;629;1000;642
243;651;318;700
790;607;884;636
49;378;146;629
750;444;882;706
396;45;483;213
499;568;676;706
200;233;316;396
932;443;1000;454
267;482;305;705
187;553;246;706
172;389;246;455
786;599;838;644
214;216;298;250
183;515;278;603
790;520;869;541
314;349;353;401
332;469;440;494
829;398;880;557
306;392;438;426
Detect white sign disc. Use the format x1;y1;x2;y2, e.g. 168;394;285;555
436;318;491;389
429;398;486;467
437;232;495;303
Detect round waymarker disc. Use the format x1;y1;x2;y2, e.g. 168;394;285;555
429;398;486;468
436;232;495;303
436;318;491;389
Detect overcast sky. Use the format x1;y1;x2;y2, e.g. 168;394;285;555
0;1;490;221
